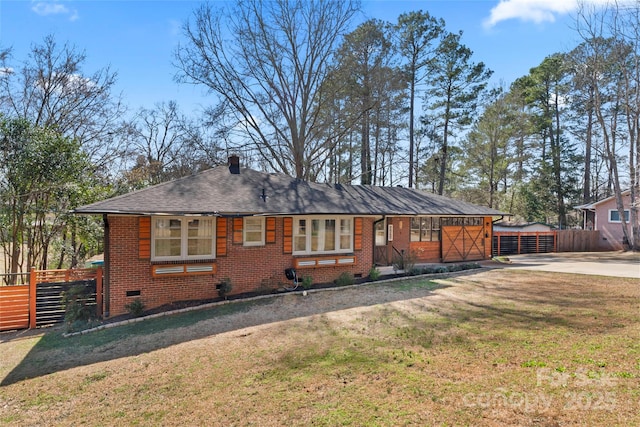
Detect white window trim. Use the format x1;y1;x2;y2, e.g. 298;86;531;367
608;209;630;223
151;216;216;261
293;216;354;255
243;217;265;246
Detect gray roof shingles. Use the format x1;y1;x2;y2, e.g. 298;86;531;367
74;165;506;217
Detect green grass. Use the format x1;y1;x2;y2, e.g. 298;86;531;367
1;271;638;426
37;296;275;351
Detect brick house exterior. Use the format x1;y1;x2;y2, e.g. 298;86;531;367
76;157;504;317
104;215;374;316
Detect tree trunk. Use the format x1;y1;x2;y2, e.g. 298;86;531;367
438;100;450;196
408;71;416;188
583;95;594;203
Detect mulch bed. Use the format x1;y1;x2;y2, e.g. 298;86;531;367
100;263;482;325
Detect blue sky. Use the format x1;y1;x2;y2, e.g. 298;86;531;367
0;0;593;116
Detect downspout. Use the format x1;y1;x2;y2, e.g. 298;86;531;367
103;214;110;318
491;215;506;258
373;215;386;266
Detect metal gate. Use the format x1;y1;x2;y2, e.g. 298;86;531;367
442;225;485;262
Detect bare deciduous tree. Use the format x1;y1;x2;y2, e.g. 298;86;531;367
0;34;127;169
174;0;360;179
576;0;640;250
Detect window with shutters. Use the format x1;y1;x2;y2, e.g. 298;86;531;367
152;217;215;261
293;216;353;255
243;217;265;246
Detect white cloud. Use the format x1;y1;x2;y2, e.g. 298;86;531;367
484;0;577;28
38;72;96;94
31;1;79;21
482;0;625;28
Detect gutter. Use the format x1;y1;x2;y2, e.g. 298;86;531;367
373;215;386;265
103;214;110;318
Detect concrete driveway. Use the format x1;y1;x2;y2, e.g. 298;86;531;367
498;251;640;279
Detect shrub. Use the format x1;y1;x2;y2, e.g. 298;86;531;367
301;275;313;290
408;267;423;276
62;284;95;324
392;250;416;273
335;272;354;287
461;262;481;270
61;284;98;332
218;278;232;299
125;298;146;317
368;267;381;281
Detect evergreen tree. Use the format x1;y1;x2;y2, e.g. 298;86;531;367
423;31;492;195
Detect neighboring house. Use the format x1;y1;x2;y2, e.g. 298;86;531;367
575;190;633;250
75;156;505;317
493;221;553;233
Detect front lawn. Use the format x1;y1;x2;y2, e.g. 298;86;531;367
1;269;638;426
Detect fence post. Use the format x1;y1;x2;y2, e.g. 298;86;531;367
96;267;103;318
29;268;37;329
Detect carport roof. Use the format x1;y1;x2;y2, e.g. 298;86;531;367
74;165;506;217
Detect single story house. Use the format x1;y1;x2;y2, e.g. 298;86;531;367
75;156;505;317
575;190;634;250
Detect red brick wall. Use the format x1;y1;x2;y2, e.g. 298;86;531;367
106;215;374;316
389;217;410;255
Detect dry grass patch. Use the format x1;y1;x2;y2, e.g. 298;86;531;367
1;269;638;426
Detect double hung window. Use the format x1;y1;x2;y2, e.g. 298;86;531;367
293;217;353;255
152;217;215;261
243;217;265;246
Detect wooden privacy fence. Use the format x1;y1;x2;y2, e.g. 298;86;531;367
493;230;601;256
0;267;102;332
556;230;600;252
0;285;30;331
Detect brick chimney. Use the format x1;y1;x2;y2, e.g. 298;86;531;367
228;155;240;174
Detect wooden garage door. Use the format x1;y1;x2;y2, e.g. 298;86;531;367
442;225;485;262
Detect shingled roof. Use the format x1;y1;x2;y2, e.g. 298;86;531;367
74;164;505;217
